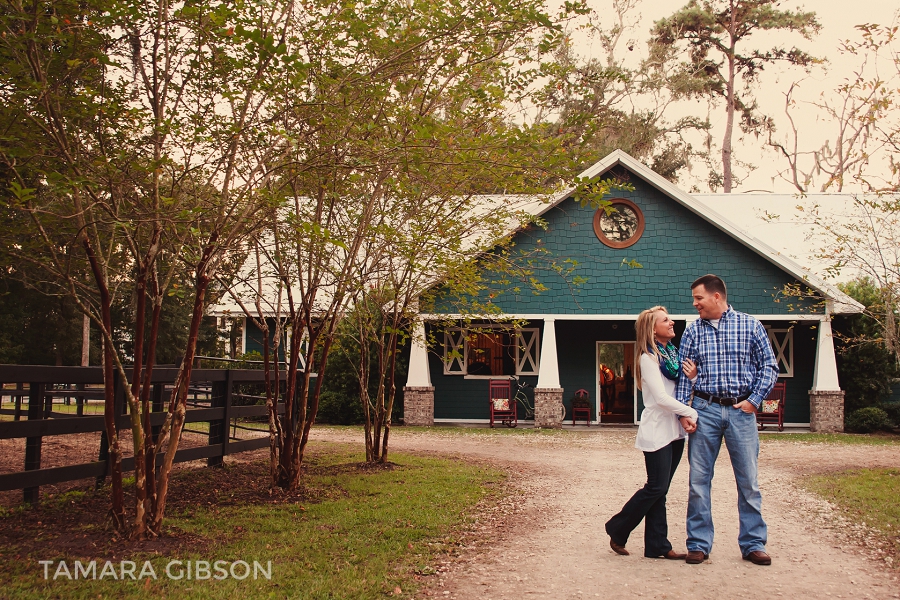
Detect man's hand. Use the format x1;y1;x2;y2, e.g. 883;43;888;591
734;400;756;414
680;416;697;433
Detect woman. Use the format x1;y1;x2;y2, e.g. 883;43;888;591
604;306;698;559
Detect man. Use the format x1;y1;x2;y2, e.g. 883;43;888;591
675;274;778;566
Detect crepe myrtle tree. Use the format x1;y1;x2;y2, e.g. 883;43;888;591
1;0;289;537
218;0;594;482
650;0;821;192
341;194;554;464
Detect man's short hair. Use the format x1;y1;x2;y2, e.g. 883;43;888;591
692;274;727;300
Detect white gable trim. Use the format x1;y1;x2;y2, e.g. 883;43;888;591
420;313;828;321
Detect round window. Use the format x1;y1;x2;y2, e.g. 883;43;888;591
592;198;645;249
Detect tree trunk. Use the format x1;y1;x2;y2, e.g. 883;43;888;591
150;258;213;534
359;321;374;462
294;335;332;487
722;20;737;193
83;238;125;531
379;329;401;463
81;314;90;366
141;277;163;532
261;321;283;487
276;323;304;489
884;289;899;365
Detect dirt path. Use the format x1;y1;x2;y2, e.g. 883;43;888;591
317;427;900;600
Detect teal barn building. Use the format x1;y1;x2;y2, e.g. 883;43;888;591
403;151;861;431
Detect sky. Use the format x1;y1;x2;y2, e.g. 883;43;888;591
569;0;900;194
555;1;899;283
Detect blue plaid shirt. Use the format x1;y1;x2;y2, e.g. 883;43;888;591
675;306;778;409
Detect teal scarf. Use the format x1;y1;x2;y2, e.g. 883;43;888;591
655;341;680;381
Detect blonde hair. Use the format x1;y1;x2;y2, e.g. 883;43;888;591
633;306;668;391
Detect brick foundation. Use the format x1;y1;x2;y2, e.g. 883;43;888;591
534;387;565;428
809;390;844;433
403;386;434;426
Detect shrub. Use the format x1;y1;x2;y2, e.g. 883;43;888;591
881;401;900;427
833;278;900;415
845;406;892;433
316;390;365;425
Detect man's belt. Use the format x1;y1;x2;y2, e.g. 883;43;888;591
693;390;750;407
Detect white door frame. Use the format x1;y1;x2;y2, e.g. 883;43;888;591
595;340;637;425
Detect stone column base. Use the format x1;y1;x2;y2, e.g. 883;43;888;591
403;386;434;426
809;390;844;433
534;388;564;428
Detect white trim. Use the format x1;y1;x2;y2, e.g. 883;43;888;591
283;326;310;372
286;327;293;368
421;313;827;322
443;329;466;375
434;418;535;424
297;328;310;373
241;318;247;355
442;325;542;377
812;309;842;392
595;340;637;425
536;318;560;388
766;327;795;378
431;418;811;428
515;328;541;375
406;320;432;387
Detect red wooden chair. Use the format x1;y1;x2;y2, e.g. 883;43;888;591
756;381;786;432
571;388;592;426
489;379;516;428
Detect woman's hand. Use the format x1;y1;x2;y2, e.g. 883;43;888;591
682;358;697;380
679;416;697;433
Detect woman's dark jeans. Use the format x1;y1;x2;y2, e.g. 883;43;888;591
604;438;685;557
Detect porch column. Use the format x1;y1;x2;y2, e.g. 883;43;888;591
403;318;434;426
535;318;564;428
809;311;844;433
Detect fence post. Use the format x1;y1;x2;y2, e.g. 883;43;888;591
14;381;23;421
24;382;45;504
207;370;233;467
76;383;85;416
43;385;53;418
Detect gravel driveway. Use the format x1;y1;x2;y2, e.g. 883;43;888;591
317;427;900;600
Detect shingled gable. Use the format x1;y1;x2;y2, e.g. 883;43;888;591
524;149;861;315
406;150;856;431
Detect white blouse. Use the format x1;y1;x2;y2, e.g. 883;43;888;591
634;353;699;453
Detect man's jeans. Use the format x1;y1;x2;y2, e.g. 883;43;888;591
687;397;767;556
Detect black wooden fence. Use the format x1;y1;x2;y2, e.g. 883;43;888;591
0;365;277;504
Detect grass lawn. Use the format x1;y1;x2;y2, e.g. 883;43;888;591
804;468;900;569
0;442;505;599
388;425;574;437
760;432;900;446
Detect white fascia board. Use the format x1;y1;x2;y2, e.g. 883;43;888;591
433;418;535;424
418;313;827;321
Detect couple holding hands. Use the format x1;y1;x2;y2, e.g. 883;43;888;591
605;274;778;566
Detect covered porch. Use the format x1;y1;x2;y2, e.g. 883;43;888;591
403;309;845;431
